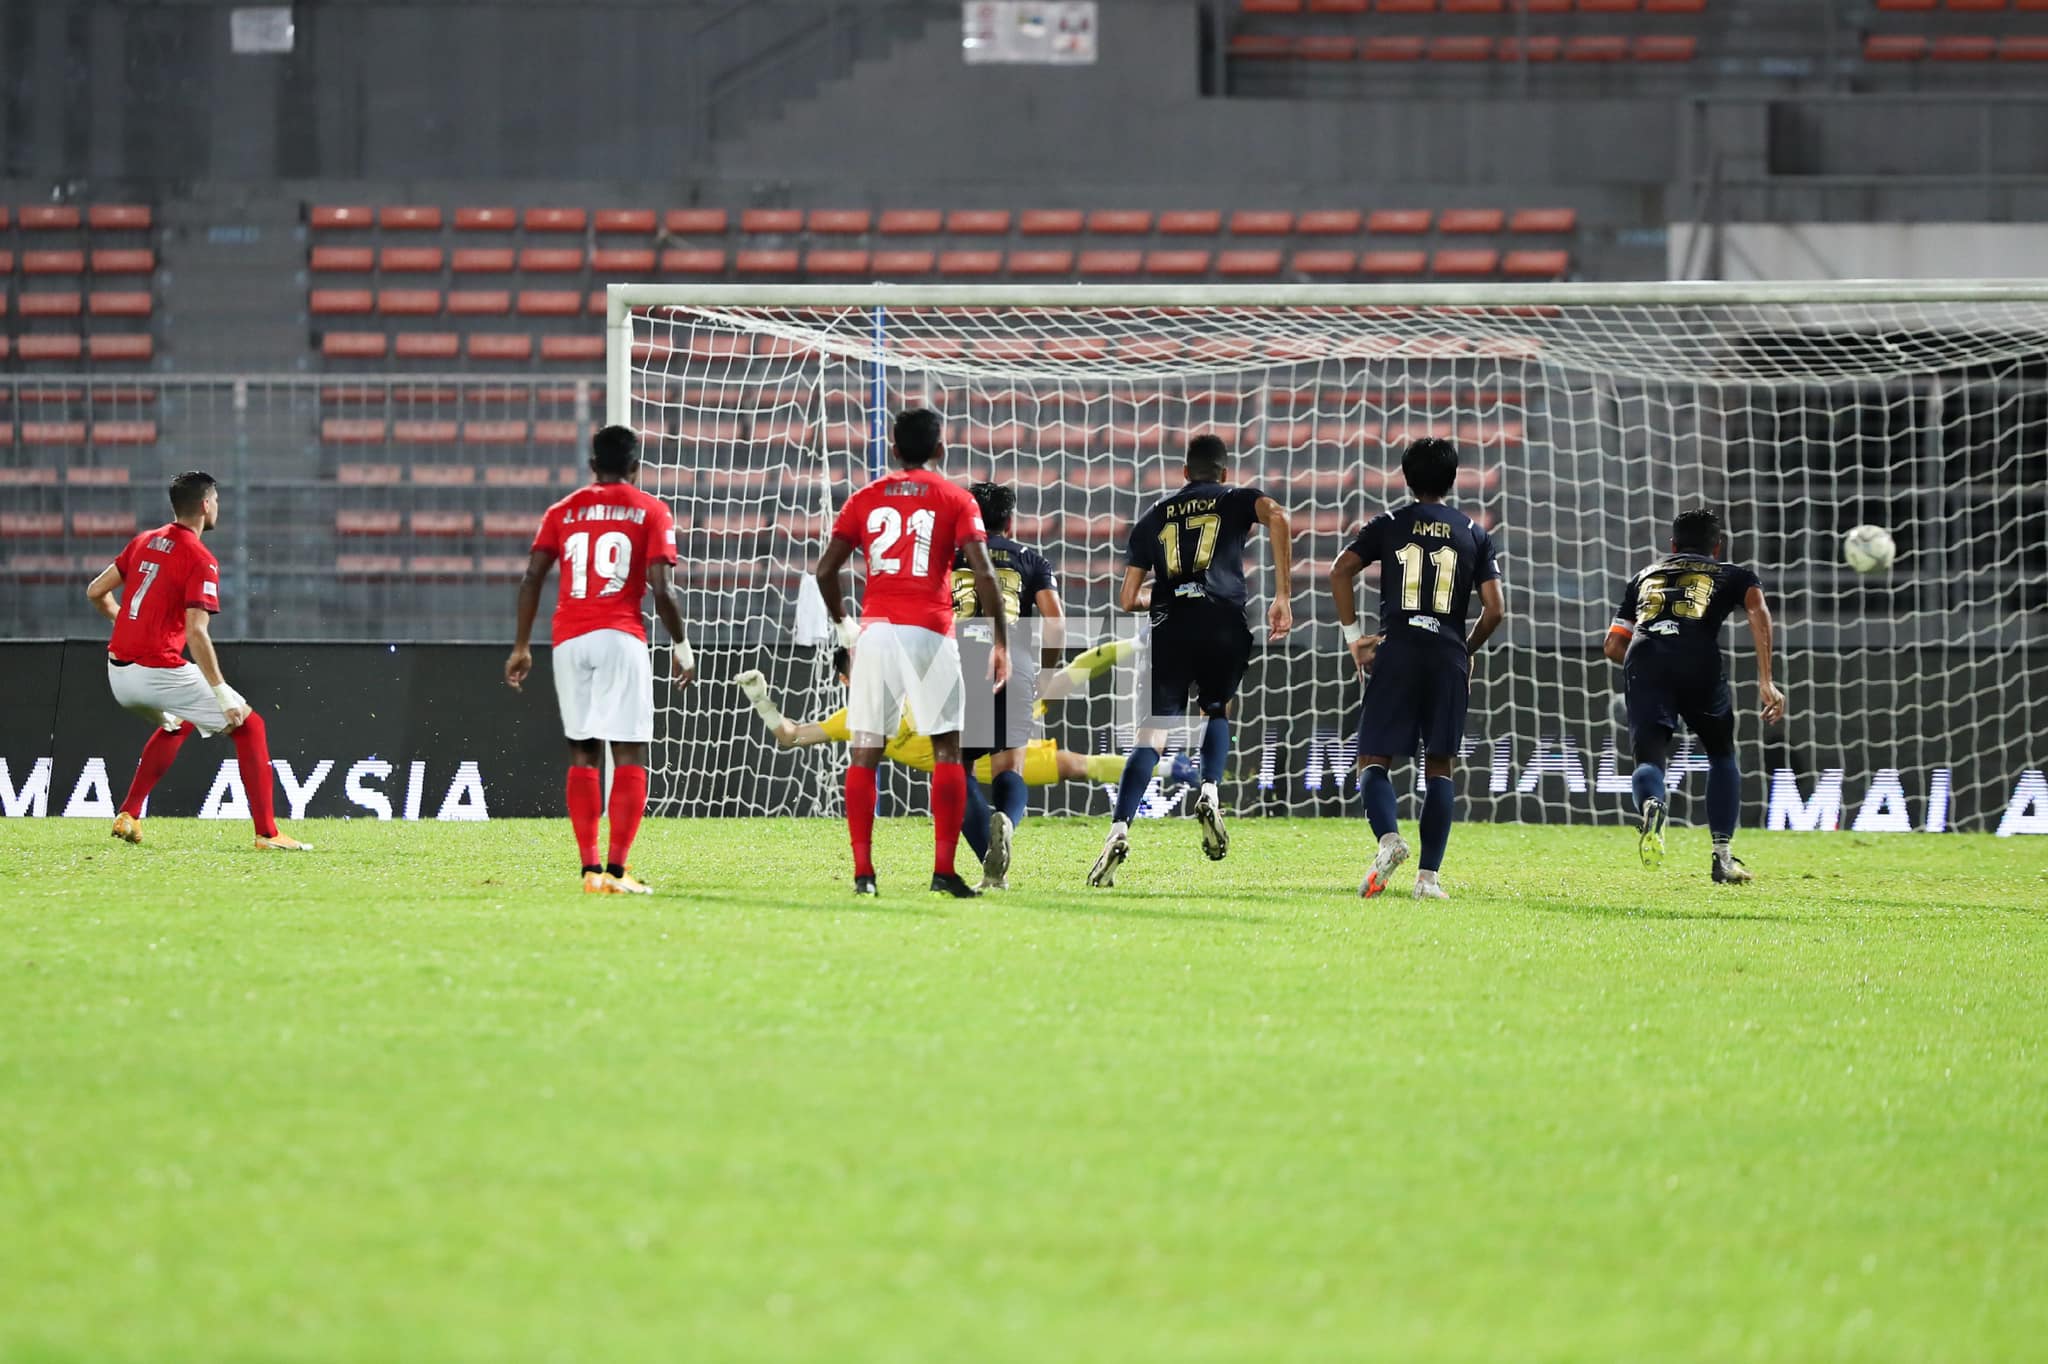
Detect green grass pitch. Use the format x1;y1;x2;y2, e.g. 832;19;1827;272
2;814;2044;1363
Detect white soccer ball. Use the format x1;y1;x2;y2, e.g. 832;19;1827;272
1843;524;1897;575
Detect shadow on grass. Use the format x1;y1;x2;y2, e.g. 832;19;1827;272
1525;898;1794;924
678;887;952;918
1020;896;1275;925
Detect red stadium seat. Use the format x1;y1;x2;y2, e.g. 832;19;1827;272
1565;35;1629;61
1229;35;1295;58
411;512;476;538
322;418;389;444
322;332;388;359
1298;35;1359;59
1230;210;1296;235
89;291;152;318
20;292;83;317
665;208;729;234
0;512;65;536
1440;208;1506;234
1863;34;1927;58
90;248;156;274
1242;0;1303;11
541;336;606;362
22;250;84;275
591;248;655;274
873;249;937;275
524;208;587;233
483;512;537;538
939;250;1004;276
0;251;11;273
1310;0;1368;9
379;205;442;230
380;247;445;273
1291;250;1358;276
1158;210;1223;235
1577;0;1638;10
1931;35;1995;59
516;290;583;316
310;289;375;316
804;249;872;276
310;205;373;230
1518;0;1573;10
394;419;460;443
1006;250;1076;276
1144;250;1212;276
1498;35;1563;59
734;249;799;274
740;208;804;234
337;511;403;537
454;207;518;231
1633;35;1697;60
1087;210;1153;235
1510;207;1579;233
1019;209;1084;235
1376;0;1437;11
518;248;584;273
660;248;727;274
1502;249;1570;278
377;289;442;316
21;421;88;444
413;466;478;486
74;511;137;538
87;205;153;231
396;333;460;360
878;209;944;234
1361;250;1428;276
311;246;373;273
1362;36;1425;59
448;290;513;315
1217;249;1284;276
1428;36;1495;59
1078;250;1143;275
1643;0;1704;9
1368;209;1433;234
808;209;872;234
594;209;657;234
92;421;158;445
1444;0;1505;11
451;248;516;273
1298;210;1364;235
1433;249;1500;276
2000;35;2048;57
947;210;1014;235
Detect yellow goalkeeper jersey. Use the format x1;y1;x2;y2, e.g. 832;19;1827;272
814;708;1059;785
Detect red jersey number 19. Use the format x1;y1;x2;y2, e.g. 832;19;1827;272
868;506;935;576
564;529;632;599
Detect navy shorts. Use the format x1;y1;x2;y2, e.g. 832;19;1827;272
1356;639;1469;759
1143;603;1252;722
1625;649;1734;758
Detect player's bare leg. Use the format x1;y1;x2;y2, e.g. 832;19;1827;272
928;732;981;899
602;740;654;894
1356;756;1408;897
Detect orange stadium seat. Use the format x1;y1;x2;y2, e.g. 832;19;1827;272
1158;210;1223;236
594;209;656;234
1291;249;1358;276
591;248;656;274
1006;250;1076;276
804;249;871;275
397;333;460;360
455;207;518;231
1643;0;1704;8
87;205;153;231
1633;35;1697;60
21;421;88;444
1362;250;1428;275
1445;0;1506;11
1078;249;1143;275
322;418;389;444
659;248;726;274
1362;36;1425;59
525;208;587;233
740;208;804;234
878;209;943;234
0;251;11;273
1019;209;1084;235
541;336;606;362
1230;210;1296;235
20;292;83;317
92;420;159;445
448;290;512;315
1433;248;1501;275
337;511;404;537
947;210;1013;235
91;248;156;275
665;208;729;234
311;289;375;315
734;249;799;274
873;249;937;275
1864;34;1927;58
322;332;387;359
378;289;443;316
2002;35;2048;57
311;246;374;273
379;206;442;230
1299;210;1364;235
808;209;872;234
1087;210;1153;235
310;205;373;229
1144;250;1212;276
518;248;584;273
1229;35;1295;58
1565;35;1629;60
380;247;445;272
1429;36;1496;59
1440;209;1506;234
413;466;478;486
1377;0;1437;12
1577;0;1638;10
22;250;84;275
516;290;582;316
1297;35;1359;59
393;419;460;443
1510;207;1578;233
452;248;516;273
1503;249;1571;277
1931;35;1995;58
466;334;533;362
1217;249;1284;276
92;336;154;363
1368;209;1433;234
1242;0;1303;11
1947;0;2007;9
938;250;1003;277
412;512;476;537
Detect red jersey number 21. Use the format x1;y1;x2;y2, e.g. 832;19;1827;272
867;506;935;576
563;529;632;599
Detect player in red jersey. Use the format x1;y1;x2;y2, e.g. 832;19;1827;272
84;471;311;850
813;409;1010;898
506;425;694;895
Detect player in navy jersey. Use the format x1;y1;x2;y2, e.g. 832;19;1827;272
1329;437;1505;901
953;481;1063;889
1603;507;1786;883
1088;434;1293;888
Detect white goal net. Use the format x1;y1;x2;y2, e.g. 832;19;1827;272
611;284;2048;832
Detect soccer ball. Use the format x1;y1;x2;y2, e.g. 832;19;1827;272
1842;524;1896;575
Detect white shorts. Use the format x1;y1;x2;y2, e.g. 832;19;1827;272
108;659;234;737
847;622;964;740
553;628;655;742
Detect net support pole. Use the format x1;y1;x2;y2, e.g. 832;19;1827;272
604;286;633;429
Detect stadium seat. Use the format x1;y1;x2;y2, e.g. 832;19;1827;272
311;246;374;273
394;419;460;443
91;420;158;445
1931;35;1996;58
21;420;87;444
378;289;443;316
947;210;1014;235
1518;0;1573;10
808;210;872;234
1428;36;1496;59
1362;36;1426;59
0;512;64;537
1503;249;1571;278
86;205;152;231
1088;210;1153;235
516;290;583;316
73;511;136;538
1242;0;1303;10
1158;210;1223;235
1433;248;1501;275
19;292;83;317
541;335;606;362
392;334;459;360
483;512;537;538
322;418;389;444
873;249;937;275
1020;209;1084;235
1564;35;1629;60
321;332;388;359
412;466;477;486
380;247;446;273
1444;0;1506;10
1144;250;1212;276
525;208;587;233
1228;35;1295;58
594;209;657;234
311;289;375;316
465;334;532;362
518;248;584;273
734;249;799;274
1633;35;1697;60
337;511;403;536
664;208;729;234
22;250;85;275
379;206;442;230
2001;35;2048;56
1509;207;1578;233
412;512;476;538
804;249;871;275
1292;250;1358;276
66;467;132;485
740;209;804;235
1440;209;1506;234
335;554;403;577
0;251;11;273
1643;0;1705;8
1006;249;1076;276
1309;0;1368;9
91;248;156;275
1298;35;1360;59
878;209;944;234
1230;210;1296;235
1368;209;1433;234
454;207;518;231
448;290;513;315
310;205;373;229
660;248;727;274
939;250;1004;277
591;248;655;274
1864;34;1928;58
1078;249;1143;275
452;248;516;273
1217;249;1285;276
1299;210;1365;235
1577;0;1637;10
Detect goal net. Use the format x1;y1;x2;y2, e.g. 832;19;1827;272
611;283;2048;833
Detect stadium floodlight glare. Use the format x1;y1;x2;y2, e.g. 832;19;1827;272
609;281;2048;823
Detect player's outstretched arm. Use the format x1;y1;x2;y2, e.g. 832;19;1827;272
185;608;248;729
1745;585;1786;723
85;563;122;623
1256;496;1294;639
814;535;860;649
960;539;1011;691
505;549;553;691
647;561;695;685
1466;579;1506;658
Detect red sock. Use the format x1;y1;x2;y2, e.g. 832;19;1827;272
932;762;966;877
846;764;878;878
121;722;189;818
607;765;648;870
566;767;603;870
230;711;279;839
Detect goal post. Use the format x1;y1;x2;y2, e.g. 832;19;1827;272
607;281;2048;831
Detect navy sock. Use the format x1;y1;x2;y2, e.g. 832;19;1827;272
1418;776;1455;872
961;772;990;861
1632;762;1665;811
1707;754;1741;842
1359;764;1398;838
991;768;1028;829
1199;716;1230;785
1113;746;1161;825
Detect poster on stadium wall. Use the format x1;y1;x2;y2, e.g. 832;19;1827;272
962;2;1097;65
